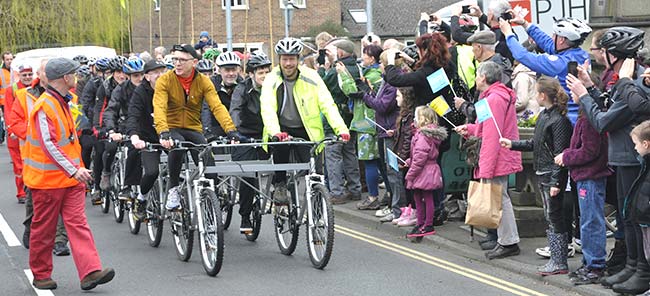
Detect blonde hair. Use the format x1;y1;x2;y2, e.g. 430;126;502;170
415;105;438;128
379;50;404;67
631;120;650;141
316;32;334;49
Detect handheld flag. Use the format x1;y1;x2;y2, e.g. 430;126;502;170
426;68;450;93
474;98;503;138
429;96;451;116
386;148;401;171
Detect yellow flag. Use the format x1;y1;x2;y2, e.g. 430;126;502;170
429;96;451;116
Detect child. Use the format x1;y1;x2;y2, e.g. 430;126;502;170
554;98;611;285
391;87;416;226
404;106;447;237
628;120;650;295
500;76;573;275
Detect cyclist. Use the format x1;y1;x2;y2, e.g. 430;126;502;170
87;57;97;76
92;56;128;203
73;54;89;66
153;44;240;210
202;51;243;140
75;65;91;98
127;60;167;220
103;57;146;199
260;37;350;204
229;50;272;233
201;48;222;62
79;57;110;180
196;59;215;76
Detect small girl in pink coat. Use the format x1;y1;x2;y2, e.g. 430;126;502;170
405;106;448;237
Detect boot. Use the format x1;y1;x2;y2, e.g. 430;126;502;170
537;231;569;276
613;258;650;294
601;258;636;288
606;239;627;275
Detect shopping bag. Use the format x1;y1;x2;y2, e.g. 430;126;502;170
464;180;503;228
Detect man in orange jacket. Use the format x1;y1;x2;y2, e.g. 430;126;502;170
5;64;33;203
0;51;14;144
24;57;114;291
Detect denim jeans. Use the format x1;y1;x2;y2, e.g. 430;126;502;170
577;178;607;269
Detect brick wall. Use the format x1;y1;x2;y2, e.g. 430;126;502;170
131;0;341;55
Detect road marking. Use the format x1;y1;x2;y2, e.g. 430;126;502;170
335;225;547;296
0;213;21;247
24;269;55;296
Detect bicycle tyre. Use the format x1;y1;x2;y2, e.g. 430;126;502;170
273;187;299;255
199;189;224;276
171;190;194;262
305;184;334;269
146;180;164;247
245;198;262;242
128;200;141;234
221;200;233;231
100;190;110;214
113;194;125;223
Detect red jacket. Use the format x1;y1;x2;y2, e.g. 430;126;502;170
405;124;447;190
466;82;522;179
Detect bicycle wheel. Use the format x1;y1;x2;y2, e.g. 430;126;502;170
170;189;194;262
128;199;141;234
273;187;299;255
112;193;125;223
218;178;234;230
111;161;125;223
198;189;224;276
146;180;164;247
306;184;335;269
246;198;263;242
100;190;110;214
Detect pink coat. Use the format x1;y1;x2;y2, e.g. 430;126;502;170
466;82;523;179
405;124;447;190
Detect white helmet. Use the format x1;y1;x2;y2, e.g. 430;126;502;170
275;37;303;56
553;17;592;42
216;51;241;67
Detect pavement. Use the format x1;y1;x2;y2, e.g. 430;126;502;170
332;199;618;296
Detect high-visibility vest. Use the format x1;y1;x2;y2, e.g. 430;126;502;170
15;88;38;154
0;68;11;105
23;90;81;189
456;45;477;90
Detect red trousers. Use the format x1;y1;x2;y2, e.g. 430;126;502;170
7;140;25;199
29;183;102;281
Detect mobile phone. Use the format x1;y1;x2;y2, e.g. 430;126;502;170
395;52;402;60
500;12;513;21
317;49;326;65
568;61;579;77
461;5;471;14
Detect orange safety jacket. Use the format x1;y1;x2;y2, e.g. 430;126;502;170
0;67;11;106
23;88;82;189
4;81;28;134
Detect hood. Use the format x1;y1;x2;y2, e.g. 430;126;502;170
482;81;516;100
419;124;448;141
488;53;512;69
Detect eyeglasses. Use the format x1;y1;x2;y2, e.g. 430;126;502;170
171;57;193;64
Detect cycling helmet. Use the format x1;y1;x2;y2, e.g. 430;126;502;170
73;55;89;65
163;55;175;69
202;48;222;61
196;59;215;73
246;50;272;71
88;57;97;66
95;57;111;72
216;51;241;67
109;56;128;71
122;57;145;74
76;65;91;77
275;37;303;56
600;27;646;59
553;17;592;42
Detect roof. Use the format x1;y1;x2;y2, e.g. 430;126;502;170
341;0;459;38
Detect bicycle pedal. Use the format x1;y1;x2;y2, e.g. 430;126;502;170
240;230;253;235
312;240;323;245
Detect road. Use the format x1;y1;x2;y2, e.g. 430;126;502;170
0;149;576;296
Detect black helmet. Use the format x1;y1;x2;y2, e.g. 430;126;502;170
73;55;89;65
246;50;272;72
109;56;128;71
196;59;215;73
600;27;645;59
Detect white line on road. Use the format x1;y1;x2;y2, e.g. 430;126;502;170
0;213;21;247
24;269;55;296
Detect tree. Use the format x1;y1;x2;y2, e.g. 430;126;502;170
302;20;350;40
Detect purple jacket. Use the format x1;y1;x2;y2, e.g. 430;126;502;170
562;115;612;182
363;80;399;138
467;82;523;179
405;124;447;190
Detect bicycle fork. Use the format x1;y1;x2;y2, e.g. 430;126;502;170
193;178;215;245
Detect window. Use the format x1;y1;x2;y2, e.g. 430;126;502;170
404;40;415;47
279;0;306;9
222;0;248;10
348;9;367;24
218;42;264;55
154;0;160;11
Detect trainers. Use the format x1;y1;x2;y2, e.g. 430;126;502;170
346;192;362;201
118;188;131;201
165;186;181;210
133;199;147;221
572;238;582;254
379;213;395;223
240;217;253;233
407;225;436;238
357;196;380;210
393;207;410;225
485;244;520;260
53;242;70;256
273;182;289;205
33;278;57;290
99;172;111;191
407;224;423;237
80;268;115;291
91;190;102;205
330;194;349;205
572;268;604;285
397;210;417;227
375;206;391;217
569;265;589;278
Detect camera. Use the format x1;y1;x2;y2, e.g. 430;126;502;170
461;5;471;14
394;52;402;60
500;12;513;21
317;49;326;65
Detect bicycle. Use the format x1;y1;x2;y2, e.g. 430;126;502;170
141;143;168;247
107;135;132;224
167;141;224;276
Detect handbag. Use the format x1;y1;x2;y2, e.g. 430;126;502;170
465;180;503;228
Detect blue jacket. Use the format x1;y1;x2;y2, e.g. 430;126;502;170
506;24;590;124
